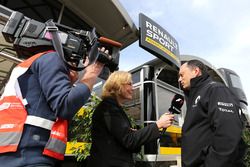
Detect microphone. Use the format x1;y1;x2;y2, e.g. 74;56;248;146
161;94;184;135
168;94;184;114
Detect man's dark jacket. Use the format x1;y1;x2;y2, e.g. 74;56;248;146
181;74;244;167
87;97;160;167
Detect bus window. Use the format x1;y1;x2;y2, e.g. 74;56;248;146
156;79;185;148
160;131;181;147
229;73;243;89
131;70;140;84
156;68;179;89
156;85;185;126
124;86;141;122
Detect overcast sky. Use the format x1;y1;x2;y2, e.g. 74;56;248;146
118;0;250;109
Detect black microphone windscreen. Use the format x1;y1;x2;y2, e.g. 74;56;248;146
168;94;184;114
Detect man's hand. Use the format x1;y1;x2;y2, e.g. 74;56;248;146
156;113;174;129
80;47;110;90
80;61;104;90
69;70;79;84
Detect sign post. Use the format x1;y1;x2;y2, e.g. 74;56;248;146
139;13;180;67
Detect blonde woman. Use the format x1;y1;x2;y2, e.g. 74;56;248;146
87;71;174;167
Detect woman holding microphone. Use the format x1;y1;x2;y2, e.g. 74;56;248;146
87;71;174;167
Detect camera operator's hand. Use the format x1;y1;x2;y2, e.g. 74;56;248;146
69;70;78;85
98;47;112;60
156;113;174;129
80;61;104;90
80;47;111;90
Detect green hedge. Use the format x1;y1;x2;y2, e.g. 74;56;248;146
69;93;101;161
243;128;250;166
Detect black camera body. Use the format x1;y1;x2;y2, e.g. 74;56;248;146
2;11;121;79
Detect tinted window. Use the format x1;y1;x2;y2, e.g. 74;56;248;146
230;73;243;89
131;70;140;84
124;86;141;122
156;68;179;88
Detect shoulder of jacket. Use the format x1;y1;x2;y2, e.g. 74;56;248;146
31;51;67;71
201;81;227;97
99;99;121;113
206;81;225;89
35;51;59;62
207;81;240;102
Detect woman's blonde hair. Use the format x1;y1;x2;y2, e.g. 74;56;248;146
102;71;132;99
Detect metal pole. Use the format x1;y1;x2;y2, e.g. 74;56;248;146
57;3;65;24
0;51;23;64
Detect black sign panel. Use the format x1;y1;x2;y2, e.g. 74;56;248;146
139;13;180;67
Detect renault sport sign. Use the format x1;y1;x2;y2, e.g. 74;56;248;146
139;13;180;66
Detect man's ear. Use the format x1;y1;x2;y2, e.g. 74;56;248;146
194;67;202;77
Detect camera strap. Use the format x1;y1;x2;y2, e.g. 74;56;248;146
44;20;69;116
45;20;66;64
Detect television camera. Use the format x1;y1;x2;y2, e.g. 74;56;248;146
1;10;122;79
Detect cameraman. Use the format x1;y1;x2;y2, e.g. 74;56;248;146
0;47;106;166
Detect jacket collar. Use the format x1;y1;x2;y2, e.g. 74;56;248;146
190;73;211;89
103;97;121;107
184;73;212;96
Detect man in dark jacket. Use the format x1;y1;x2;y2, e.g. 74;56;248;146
178;60;244;167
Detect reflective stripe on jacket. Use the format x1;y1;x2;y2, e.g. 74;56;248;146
0;51;68;160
